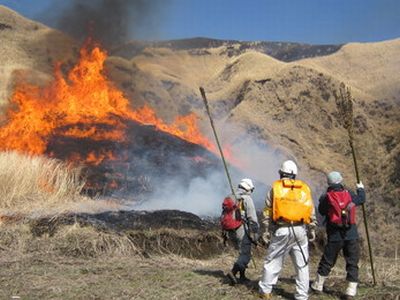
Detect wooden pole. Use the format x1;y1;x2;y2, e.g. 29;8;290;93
199;87;257;268
349;139;377;285
338;83;377;286
199;87;236;199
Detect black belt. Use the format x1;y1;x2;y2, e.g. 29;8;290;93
274;221;304;227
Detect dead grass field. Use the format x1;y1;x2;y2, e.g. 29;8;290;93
0;223;398;300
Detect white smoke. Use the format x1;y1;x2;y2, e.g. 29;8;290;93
132;123;292;216
133;170;227;216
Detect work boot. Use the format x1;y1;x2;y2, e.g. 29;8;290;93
226;263;240;285
345;281;358;298
311;273;327;292
259;293;272;299
238;269;250;284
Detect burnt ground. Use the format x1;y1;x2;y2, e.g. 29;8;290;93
29;209;223;259
46;118;223;198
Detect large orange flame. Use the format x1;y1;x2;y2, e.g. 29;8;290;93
0;40;220;164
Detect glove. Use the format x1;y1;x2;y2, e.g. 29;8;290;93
248;221;259;245
308;229;316;242
249;231;259;245
356;181;364;189
262;231;271;245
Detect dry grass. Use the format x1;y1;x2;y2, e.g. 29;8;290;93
0;222;139;257
0;222;398;299
43;223;140;257
0;151;84;214
0;151;123;217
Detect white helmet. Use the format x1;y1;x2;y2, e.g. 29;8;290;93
239;178;254;192
280;160;298;176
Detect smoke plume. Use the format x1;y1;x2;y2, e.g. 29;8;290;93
133;125;292;216
43;0;165;47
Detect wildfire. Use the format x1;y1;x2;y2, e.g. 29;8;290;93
0;39;221;164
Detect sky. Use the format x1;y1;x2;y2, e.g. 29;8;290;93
1;0;400;44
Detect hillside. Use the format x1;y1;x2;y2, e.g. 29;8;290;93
298;39;400;101
0;6;400;299
111;37;343;62
1;5;399;239
0;5;76;109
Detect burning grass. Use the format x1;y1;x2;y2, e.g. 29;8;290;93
0;39;220;165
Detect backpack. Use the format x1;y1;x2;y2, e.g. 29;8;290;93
220;195;243;230
326;190;356;227
272;179;314;224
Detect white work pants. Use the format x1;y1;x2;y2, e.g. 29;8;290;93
258;225;309;300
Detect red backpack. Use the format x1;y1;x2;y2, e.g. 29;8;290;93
326;190;356;227
220;196;243;230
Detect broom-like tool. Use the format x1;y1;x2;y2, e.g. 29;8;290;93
336;83;377;285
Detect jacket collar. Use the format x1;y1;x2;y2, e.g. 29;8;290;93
327;183;344;191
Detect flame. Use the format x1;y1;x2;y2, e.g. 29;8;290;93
0;39;224;164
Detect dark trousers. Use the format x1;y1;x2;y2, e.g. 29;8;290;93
317;239;360;282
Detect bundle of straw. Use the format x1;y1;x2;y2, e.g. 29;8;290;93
335;82;376;285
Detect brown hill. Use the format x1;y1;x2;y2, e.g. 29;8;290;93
298;39;400;101
108;37;400;255
0;5;76;108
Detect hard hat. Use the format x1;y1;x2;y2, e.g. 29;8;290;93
327;171;343;185
239;178;254;192
280;160;298;176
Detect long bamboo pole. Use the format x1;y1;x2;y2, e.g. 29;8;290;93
199;87;236;199
349;139;377;286
338;83;377;286
199;87;257;269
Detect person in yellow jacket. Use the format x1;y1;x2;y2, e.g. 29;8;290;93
259;160;317;300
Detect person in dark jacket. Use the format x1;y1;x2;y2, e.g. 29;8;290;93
311;171;365;298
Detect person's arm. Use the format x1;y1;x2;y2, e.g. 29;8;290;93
262;189;273;229
350;186;366;206
261;189;273;243
243;196;258;225
309;204;317;229
318;193;329;216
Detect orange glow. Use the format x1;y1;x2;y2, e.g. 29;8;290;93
0;39;228;165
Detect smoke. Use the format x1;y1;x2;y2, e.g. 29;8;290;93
133;124;292;216
41;0;165;47
133;170;228;216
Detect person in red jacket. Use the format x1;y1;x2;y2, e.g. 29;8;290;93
311;171;365;299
